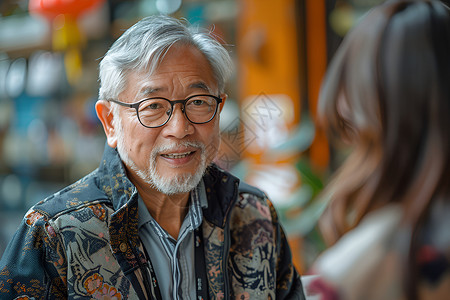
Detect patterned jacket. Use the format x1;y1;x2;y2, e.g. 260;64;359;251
0;145;305;299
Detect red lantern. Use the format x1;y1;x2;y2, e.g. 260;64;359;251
29;0;105;20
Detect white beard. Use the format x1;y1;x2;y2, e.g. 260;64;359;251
114;116;209;195
138;141;207;195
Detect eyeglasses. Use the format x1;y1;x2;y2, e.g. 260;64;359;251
108;94;223;128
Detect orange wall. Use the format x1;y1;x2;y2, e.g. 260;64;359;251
237;0;301;124
305;0;329;170
237;0;329;168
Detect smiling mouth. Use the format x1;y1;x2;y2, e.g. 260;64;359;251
161;151;195;159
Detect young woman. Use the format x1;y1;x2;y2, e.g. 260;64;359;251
311;1;450;299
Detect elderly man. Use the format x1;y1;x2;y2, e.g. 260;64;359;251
0;15;305;299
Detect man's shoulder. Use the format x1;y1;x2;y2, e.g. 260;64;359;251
238;181;266;199
203;164;272;226
205;164;266;199
30;169;111;220
231;180;275;226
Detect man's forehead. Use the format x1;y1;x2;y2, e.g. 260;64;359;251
125;66;214;92
133;81;213;98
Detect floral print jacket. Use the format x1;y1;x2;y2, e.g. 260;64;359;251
0;145;305;299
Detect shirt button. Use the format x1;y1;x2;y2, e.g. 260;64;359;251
119;242;128;252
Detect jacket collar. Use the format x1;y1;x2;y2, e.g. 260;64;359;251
97;144;136;211
202;164;240;228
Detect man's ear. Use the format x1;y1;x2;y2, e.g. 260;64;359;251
219;93;228;112
95;100;118;148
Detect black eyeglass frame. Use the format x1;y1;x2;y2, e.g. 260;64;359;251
108;94;223;128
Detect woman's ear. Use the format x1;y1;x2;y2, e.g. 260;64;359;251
95;100;118;148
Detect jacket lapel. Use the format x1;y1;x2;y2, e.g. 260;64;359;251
97;145;150;298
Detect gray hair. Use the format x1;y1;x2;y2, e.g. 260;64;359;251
98;15;233;101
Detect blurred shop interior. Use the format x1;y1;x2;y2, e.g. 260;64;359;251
0;0;389;271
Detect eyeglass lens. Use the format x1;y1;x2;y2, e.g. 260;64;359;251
137;95;218;127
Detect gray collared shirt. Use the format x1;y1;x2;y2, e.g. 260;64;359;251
138;180;208;300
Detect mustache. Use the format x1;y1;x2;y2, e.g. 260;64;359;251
151;141;206;155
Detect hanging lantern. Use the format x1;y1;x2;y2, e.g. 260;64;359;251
29;0;105;19
29;0;105;84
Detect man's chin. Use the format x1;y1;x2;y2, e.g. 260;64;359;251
150;174;203;195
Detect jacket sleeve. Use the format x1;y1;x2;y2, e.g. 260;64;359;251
0;209;67;299
268;200;306;300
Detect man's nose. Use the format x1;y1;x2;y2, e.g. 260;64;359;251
163;104;194;138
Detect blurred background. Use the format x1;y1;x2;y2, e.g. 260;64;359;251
0;0;387;272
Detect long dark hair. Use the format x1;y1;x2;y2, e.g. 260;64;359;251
318;0;450;298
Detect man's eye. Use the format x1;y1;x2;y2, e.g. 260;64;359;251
191;100;205;106
142;102;164;110
148;103;160;109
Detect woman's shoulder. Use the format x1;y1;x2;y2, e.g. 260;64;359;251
310;205;405;300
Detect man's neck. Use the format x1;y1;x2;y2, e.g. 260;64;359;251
143;191;190;240
127;170;190;239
